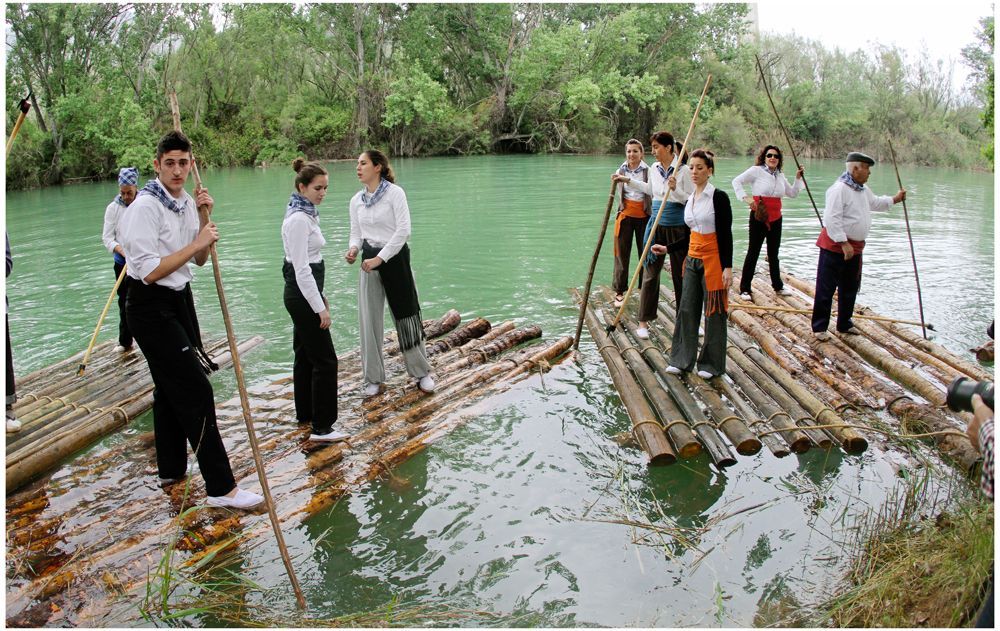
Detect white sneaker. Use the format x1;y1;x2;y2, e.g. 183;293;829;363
739;292;752;301
698;326;705;337
613;294;624;307
418;375;436;393
310;429;350;442
814;331;831;341
665;365;682;375
697;370;714;379
113;344;133;353
206;488;265;510
6;417;21;433
363;382;384;397
636;327;649;339
776;287;793;296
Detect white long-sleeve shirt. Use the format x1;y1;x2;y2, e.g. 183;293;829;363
616;160;650;202
823;180;893;243
684;182;719;234
731;165;803;201
102;199;127;256
282;212;326;314
118;180;199;290
348;182;411;262
630;162;693;204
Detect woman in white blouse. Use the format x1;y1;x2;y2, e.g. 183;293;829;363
666;149;733;379
731;145;804;300
345;150;434;397
282;158;347;443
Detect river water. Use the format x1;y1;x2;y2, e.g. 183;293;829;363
4;155;994;625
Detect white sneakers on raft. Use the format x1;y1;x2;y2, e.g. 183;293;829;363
635;327;649;339
364;382;384;397
310;429;350;443
665;365;682;375
696;370;714;379
418;375;436;393
776;288;793;296
739;293;752;301
206;488;265;510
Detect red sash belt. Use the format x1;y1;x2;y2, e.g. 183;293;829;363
753;195;783;229
816;227;866;255
686;231;728;316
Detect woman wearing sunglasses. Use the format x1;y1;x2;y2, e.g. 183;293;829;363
731;145;804;300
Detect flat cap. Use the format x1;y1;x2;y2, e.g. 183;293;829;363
846;151;875;165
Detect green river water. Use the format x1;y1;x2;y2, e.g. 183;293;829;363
4;154;995;626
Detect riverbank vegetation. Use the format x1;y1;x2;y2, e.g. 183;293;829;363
5;3;993;190
813;470;994;627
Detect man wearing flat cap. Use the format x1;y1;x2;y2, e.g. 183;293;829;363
102;166;139;353
811;152;905;340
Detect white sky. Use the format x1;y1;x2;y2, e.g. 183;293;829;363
756;0;994;92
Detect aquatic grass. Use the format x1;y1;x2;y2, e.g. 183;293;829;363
814;471;993;627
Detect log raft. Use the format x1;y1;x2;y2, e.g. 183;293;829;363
5;310;572;627
576;275;987;470
6;335;266;492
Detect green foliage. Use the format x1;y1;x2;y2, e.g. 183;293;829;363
3;2;993;189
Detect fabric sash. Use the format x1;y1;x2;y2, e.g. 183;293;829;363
838;171;864;192
285;192;318;218
361;240;425;351
642;201;686;266
138;178;186;214
685;231;727;316
614;198;647;256
361;179;391;207
816;227;866;255
753;195;783;229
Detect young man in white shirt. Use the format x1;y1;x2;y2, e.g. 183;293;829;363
118;131;263;510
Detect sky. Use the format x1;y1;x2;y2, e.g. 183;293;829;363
756;0;993;93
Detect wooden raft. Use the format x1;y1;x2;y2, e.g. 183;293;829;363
6;335;265;493
576;271;986;469
5;310;572;627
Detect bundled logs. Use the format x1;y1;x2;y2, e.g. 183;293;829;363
6;336;265;492
5;311;571;627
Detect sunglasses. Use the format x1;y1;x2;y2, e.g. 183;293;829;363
765;152;780;159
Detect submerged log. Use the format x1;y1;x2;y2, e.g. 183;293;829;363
576;292;676;465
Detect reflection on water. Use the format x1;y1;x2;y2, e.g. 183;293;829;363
5;155;993;625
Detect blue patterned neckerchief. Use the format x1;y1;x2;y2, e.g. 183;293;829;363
618;161;648;176
361;178;390;208
285;192;318;218
138;178;186;214
655;162;676;180
761;164;779;177
838;171;864;192
114;194;126;206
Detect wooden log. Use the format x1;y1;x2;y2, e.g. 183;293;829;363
781;272;992;382
725;308;868;453
596;291;744;460
653;300;812;452
577;296;676;465
601;309;703;458
711;375;790;457
733;280;980;469
426;317;491;355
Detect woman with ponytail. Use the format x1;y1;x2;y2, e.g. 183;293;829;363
345;150;434;396
282;158;346;442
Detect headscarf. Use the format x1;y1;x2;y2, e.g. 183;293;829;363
118;167;139;186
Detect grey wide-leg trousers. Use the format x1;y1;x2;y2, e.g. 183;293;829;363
358;268;431;385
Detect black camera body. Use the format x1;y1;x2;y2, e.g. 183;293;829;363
946;376;994;412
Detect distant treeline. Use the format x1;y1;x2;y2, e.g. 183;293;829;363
4;4;994;190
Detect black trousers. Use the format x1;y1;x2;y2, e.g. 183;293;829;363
6;313;15;406
283;261;338;434
639;224;689;321
612;214;649;294
811;248;862;333
113;261;133;348
126;281;236;497
739;215;783;294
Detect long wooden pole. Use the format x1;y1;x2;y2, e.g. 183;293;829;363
6;97;31;157
729;300;933;329
573;181;618;349
754;54;823;227
885;136;927;339
77;265;128;375
608;74;712;331
169;91;307;611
